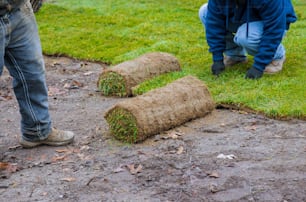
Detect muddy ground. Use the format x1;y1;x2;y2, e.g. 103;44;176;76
0;56;305;202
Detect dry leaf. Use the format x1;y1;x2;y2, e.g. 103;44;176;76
177;146;184;154
166;131;184;139
209;183;219;193
208;171;220;178
217;154;237;160
61;177;76;182
238;110;249;115
83;71;94;76
80;145;90;151
113;166;125;173
0;162;9;170
48;86;66;96
168;132;178;139
51;155;67;162
55;149;71;153
51;62;60;66
245;125;257;131
0;162;18;173
126;164;143;175
63;80;84;89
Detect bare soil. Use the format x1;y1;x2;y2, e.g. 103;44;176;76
0;56;305;202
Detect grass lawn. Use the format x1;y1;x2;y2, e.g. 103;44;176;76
36;0;305;119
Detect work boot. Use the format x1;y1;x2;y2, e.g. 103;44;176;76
264;56;286;74
223;56;248;67
20;128;75;148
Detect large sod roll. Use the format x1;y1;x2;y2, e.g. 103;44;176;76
97;52;181;97
105;76;215;143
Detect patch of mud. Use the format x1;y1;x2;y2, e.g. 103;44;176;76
0;56;305;201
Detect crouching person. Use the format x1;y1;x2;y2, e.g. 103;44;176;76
199;0;297;79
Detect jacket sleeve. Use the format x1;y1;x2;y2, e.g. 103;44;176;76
253;0;286;71
285;0;297;30
205;0;227;62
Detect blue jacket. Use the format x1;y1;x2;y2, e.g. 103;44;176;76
206;0;297;71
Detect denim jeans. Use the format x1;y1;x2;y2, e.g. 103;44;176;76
0;1;51;141
198;3;285;61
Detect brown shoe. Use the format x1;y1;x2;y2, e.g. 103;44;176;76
223;56;248;67
20;128;75;148
264;56;286;74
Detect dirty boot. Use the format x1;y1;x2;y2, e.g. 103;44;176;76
264;56;286;74
20;128;75;148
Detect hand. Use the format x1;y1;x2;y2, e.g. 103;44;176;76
245;66;263;79
211;61;225;76
30;0;43;13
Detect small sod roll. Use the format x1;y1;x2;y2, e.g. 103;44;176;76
97;52;181;97
105;76;215;143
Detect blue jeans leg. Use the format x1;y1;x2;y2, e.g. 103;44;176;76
199;3;246;61
0;1;51;141
234;21;286;60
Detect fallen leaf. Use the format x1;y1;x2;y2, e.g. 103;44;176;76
80;145;90;151
63;80;84;89
161;131;184;140
83;71;94;76
170;134;178;139
126;164;143;175
0;162;18;173
168;131;184;139
208;171;220;178
0;162;9;170
48;86;66;96
61;177;76;182
137;151;146;155
51;62;60;67
245;125;257;131
51;155;67;162
0;94;12;101
113;166;125;173
55;149;71;153
209;183;219;193
177;146;184;154
217;154;237;160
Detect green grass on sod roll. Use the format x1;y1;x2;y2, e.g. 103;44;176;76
98;72;127;97
105;108;139;143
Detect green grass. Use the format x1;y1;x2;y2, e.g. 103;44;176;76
37;0;306;119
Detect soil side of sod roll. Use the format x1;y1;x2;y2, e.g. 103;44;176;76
97;52;181;97
105;75;215;143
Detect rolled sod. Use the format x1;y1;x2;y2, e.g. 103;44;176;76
105;76;215;143
97;52;181;97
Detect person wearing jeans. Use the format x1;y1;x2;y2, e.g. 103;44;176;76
198;0;297;79
0;0;74;148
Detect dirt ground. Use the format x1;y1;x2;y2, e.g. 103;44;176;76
0;56;305;202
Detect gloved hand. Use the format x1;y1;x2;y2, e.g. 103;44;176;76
211;61;225;76
245;66;263;79
30;0;43;13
